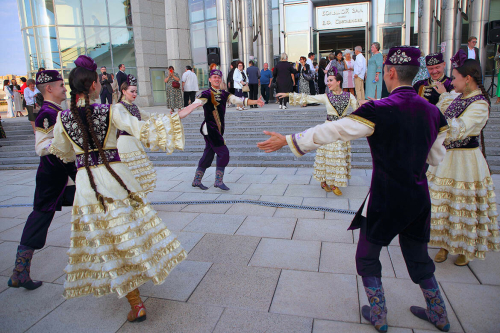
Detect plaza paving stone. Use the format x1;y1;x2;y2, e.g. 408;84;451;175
0;167;499;332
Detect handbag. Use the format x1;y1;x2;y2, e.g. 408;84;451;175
172;80;180;89
242;84;250;93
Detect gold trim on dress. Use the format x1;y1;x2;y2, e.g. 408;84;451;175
427;173;494;190
346;114;375;130
439;125;449;133
48;144;76;163
35;125;54;134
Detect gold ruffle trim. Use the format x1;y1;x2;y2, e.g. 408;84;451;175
432;217;499;234
430;190;495;204
119;150;147;160
288;92;308;106
170;112;185;151
72;192;147;216
48;144;76;163
429;241;500;260
431;204;497;218
427;173;494;191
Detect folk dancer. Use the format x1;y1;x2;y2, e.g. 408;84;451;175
413;53;453;105
258;46;452;332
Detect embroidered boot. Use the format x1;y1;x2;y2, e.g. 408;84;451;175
125;289;147;322
361;276;388;333
192;168;208;190
410;276;450;332
214;167;230;191
8;245;43;290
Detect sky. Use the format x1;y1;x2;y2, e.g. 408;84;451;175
0;0;27;76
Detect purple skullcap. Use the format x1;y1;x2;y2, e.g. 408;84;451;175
384;46;420;66
210;69;222;77
451;49;468;69
126;74;137;86
74;55;97;72
327;67;338;77
36;70;63;86
425;53;444;66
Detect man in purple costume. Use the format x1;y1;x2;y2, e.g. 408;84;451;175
413;53;454;105
8;70;77;290
183;69;264;191
258;47;452;332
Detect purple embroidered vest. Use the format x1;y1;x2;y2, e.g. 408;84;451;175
118;101;141;136
326;91;350;121
444;93;487;149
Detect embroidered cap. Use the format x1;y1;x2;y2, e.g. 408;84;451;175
451;49;468;69
210;69;223;77
36;70;63;85
384;46;420;66
327;67;338;77
425;53;444;66
74;55;97;72
126;74;137;86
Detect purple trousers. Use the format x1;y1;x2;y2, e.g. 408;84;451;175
198;135;230;170
355;217;435;284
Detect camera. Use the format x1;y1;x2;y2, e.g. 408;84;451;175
103;72;107;76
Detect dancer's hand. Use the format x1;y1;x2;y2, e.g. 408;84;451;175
434;81;446;94
257;131;287;153
358;99;370;106
275;93;287;99
256;96;265;107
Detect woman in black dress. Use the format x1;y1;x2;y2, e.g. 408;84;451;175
273;53;296;110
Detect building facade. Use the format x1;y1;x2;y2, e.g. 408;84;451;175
17;0;500;107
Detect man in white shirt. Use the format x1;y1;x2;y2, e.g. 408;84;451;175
353;46;367;103
461;36;480;62
182;65;199;107
307;52;317;96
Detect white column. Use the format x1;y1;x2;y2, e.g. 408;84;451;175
260;0;273;66
418;0;433;55
441;0;457;76
217;0;233;76
469;0;490;79
371;0;378;44
240;0;254;65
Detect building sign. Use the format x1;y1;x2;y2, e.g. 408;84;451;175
316;3;369;31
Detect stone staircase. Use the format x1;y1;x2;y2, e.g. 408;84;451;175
1;103;500;173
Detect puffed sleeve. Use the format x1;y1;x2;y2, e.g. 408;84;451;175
139;108;150;121
112;105;184;154
228;94;247;106
288;93;328;106
347;93;359;115
447;100;489;141
436;91;460;114
48;113;76;163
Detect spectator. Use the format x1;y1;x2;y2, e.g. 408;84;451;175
343;49;355;95
3;79;15;118
273;53;296;109
246;60;260;108
307;52;316;95
461;36;480;61
366;42;383;99
116;64;127;90
260;62;273;104
324;51;344;87
318;58;327;94
98;66;113;104
297;56;311;107
110;73;119;104
38;68;45;72
11;79;24;117
227;61;236;95
182;65;198;107
164;66;183;112
23;79;41;133
19;77;27;94
232;61;248;110
353;45;366;103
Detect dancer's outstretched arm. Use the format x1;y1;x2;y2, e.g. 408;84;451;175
178;102;202;119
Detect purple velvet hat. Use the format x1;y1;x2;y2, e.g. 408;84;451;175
74;55;97;72
451;49;468;69
327;67;338;77
210;69;222;77
126;74;137;86
425;53;444;66
36;70;63;85
384;46;420;66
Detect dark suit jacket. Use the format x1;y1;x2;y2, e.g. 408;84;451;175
116;71;127;90
99;73;113;94
460;46;480;61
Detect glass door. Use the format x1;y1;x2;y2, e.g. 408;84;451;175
150;69;166;106
377;25;403;54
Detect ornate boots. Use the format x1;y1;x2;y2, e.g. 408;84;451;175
8;245;43;290
410;276;450;332
125;289;147;322
361;276;388;333
192;168;208;190
214;167;230;191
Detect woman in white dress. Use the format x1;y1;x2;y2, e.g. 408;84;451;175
3;80;15;118
11;79;24;117
343;50;355;95
276;68;357;195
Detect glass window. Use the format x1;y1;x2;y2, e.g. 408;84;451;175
193;64;208;90
191;22;207;64
378;0;404;24
107;0;131;26
58;26;86;68
284;4;309;32
272;9;280;57
272;0;278;9
55;0;82;26
206;20;218;47
32;0;56;26
35;27;61;69
284;0;306;3
82;0;109;26
24;29;38;71
189;0;204;23
18;0;28;28
378;26;402;53
151;69;166;105
110;27;136;67
85;27;112;69
285;33;308;63
23;0;33;27
205;0;216;20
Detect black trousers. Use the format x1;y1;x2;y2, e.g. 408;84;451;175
100;90;112;104
249;83;259;101
184;91;196;107
20;186;76;250
198;136;230;170
261;85;270;103
355;217;435;284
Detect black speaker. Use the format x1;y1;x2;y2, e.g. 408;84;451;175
488;20;500;44
207;47;220;65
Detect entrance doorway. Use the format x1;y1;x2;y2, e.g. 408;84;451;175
150;69;167;106
318;29;366;59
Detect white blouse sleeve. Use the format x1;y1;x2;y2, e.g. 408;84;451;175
447;100;489;141
288;93;328;106
48;114;76;163
426;131;448;166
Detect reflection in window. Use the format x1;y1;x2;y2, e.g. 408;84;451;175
272;0;278;8
151;69;166;104
36;27;61;69
22;0;33;27
206;20;218;47
378;0;404;24
205;0;216;20
58;26;86;68
193;64;208;90
54;0;82;26
379;26;402;53
82;0;108;26
32;0;56;26
191;22;207;64
110;28;135;67
24;29;38;71
272;9;280;57
284;4;309;33
286;33;308;63
107;0;132;26
189;0;204;23
85;27;112;69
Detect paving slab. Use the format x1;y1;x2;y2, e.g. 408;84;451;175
0;241;19;273
348;175;372;186
326;185;369;199
295;168;314;175
171;181;251;195
313;320;412;333
147;190;183;202
0;223;24;242
0;283;65;333
152;180;183;192
293;218;353;243
183;213;246;234
216;194;261;201
237;174;277;184
0;217;25;233
181;203;233;214
249;238;321;271
259;195;304;205
324;211;356;220
236;216;297;239
118;298;223;333
45;223;71;248
270;270;359;322
302;197;349;210
187;234;261;265
468;251;500;285
349;199;366;211
262;167;298;175
188;263;280;311
0;206;31;219
320;242;395;277
225;203;277;217
284;185;326;198
441;282;500;333
176;231;205;253
139;260;212;301
273;207;325;219
155;211;199;231
213;308;313;333
272;175;312;185
243;183;288;196
175;192;221;201
0;275;10;294
229;167;266;174
152;203;187;212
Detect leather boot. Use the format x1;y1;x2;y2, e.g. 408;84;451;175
192;168;208;190
214;167;230;191
8;245;43;290
125;289;147;322
361;276;388;333
410;276;450;332
434;248;448;263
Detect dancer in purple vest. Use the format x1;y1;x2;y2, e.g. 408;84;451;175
258;46;452;332
184;69;264;190
413;53;454;105
8;70;77;290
